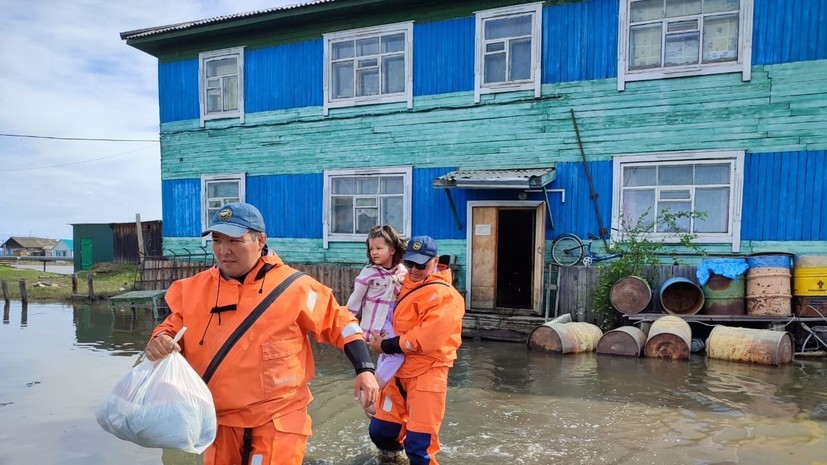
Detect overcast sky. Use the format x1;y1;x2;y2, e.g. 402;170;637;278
0;0;298;241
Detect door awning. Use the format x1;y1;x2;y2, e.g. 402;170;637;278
432;166;558;231
432;167;556;190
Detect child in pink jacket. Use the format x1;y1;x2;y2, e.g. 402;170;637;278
347;225;407;409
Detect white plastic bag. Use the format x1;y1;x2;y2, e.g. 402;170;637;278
96;331;217;454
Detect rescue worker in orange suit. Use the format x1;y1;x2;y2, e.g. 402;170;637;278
366;235;465;465
144;202;379;465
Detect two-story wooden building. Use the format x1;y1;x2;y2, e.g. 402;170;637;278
121;0;827;333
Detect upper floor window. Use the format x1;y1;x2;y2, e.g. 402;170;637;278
323;22;413;115
323;167;412;247
199;47;244;126
475;3;543;103
612;151;744;252
618;0;753;90
201;173;246;234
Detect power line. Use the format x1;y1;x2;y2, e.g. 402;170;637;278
0;146;155;172
0;133;158;143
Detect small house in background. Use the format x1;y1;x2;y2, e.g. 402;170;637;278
2;237;58;256
51;239;74;258
71;221;162;271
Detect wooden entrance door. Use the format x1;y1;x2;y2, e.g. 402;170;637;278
470;207;497;309
469;204;546;313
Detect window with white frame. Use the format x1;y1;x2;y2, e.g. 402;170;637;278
323;167;412;245
611;151;743;251
475;2;543;102
199;47;244;126
323;22;413;115
617;0;753;91
201;173;246;232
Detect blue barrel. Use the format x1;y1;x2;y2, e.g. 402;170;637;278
746;253;793;269
659;277;705;315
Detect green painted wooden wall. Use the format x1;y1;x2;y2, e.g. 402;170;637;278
160;60;827;182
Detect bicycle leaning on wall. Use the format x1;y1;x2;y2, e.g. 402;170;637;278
550;233;623;267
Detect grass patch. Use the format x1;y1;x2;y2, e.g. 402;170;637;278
0;262;141;303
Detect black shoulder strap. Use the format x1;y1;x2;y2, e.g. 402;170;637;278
395;281;450;307
202;270;305;384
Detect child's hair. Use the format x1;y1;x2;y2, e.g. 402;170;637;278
366;225;406;267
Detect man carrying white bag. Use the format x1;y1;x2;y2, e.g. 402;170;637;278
96;327;217;454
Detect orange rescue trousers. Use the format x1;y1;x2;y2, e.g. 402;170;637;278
369;366;448;465
204;411;311;465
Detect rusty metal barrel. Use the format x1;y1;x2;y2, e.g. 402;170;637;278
643;315;691;360
745;254;792;316
702;273;746;315
659;277;704;315
705;326;794;365
610;276;651;314
527;322;603;354
596;326;647;357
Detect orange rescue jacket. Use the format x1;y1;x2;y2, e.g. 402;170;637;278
393;266;465;378
153;254;364;429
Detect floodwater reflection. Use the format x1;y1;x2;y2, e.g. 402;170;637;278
0;301;825;465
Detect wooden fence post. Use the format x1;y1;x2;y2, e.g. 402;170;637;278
19;279;28;304
1;280;9;303
87;273;95;300
72;274;78;294
3;301;9;323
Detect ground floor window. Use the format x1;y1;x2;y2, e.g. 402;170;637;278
323;166;411;246
201;173;246;233
612;150;743;251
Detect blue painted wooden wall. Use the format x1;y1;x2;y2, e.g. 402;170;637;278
743;151;827;241
157;0;827;123
158;59;198;123
543;0;618;83
413;18;475;96
246;40;324;112
752;0;827;65
161;161;614;241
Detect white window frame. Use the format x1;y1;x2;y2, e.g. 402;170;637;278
201;173;246;243
474;2;543;103
323;22;414;116
199;47;245;127
611;150;744;252
323;166;412;247
617;0;753;91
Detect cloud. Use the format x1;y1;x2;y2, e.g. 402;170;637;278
0;0;298;240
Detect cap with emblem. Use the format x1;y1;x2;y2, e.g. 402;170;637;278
403;235;438;265
201;202;266;238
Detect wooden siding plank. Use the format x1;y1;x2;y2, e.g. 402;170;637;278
413;18;474;96
753;0;827;65
159;59;199;123
246;40;323;112
797;152;823;241
813;152;827;240
161;179;200;237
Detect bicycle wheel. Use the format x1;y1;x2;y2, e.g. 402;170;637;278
551;233;585;266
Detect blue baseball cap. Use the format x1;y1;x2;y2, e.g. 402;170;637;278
201;203;266;238
403;235;438;265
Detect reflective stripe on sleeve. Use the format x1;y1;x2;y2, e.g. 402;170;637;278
306;291;318;313
341;322;363;338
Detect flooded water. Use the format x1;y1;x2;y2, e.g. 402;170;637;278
1;301;826;465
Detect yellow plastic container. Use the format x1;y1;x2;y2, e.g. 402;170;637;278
793;267;827;296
